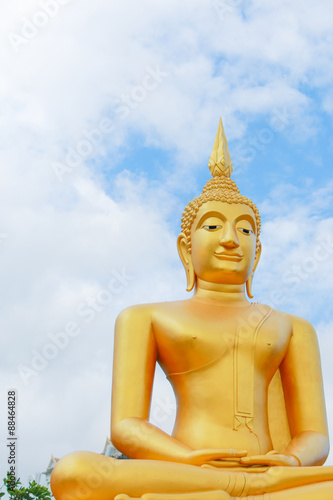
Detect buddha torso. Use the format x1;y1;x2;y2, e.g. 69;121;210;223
151;298;292;455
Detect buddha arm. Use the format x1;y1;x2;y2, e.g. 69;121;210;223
279;315;330;466
111;305;193;462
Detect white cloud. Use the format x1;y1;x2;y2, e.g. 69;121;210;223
2;0;332;167
255;182;333;316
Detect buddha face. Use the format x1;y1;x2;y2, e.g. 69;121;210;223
178;201;261;290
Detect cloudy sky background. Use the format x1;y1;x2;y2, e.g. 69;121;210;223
1;0;333;483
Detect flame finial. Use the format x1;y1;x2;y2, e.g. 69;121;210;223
208;117;233;178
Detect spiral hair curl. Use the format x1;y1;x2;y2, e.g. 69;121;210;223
181;176;261;254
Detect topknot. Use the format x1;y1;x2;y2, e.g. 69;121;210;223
180;117;261;254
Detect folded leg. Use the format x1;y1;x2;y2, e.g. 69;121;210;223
116;481;333;500
51;452;333;500
115;492;231;500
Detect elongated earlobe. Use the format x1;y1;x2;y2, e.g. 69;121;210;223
185;262;195;292
246;240;261;299
177;233;196;292
246;274;254;299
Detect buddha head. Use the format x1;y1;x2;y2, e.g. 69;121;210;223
177;118;262;297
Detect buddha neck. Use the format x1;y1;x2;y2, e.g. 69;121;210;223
193;279;250;305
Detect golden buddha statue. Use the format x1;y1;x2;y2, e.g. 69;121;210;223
51;118;333;499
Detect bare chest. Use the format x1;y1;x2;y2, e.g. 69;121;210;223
153;303;291;379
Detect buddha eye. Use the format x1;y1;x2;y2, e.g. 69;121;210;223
238;228;253;235
203;225;222;231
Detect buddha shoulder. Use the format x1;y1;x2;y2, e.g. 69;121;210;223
284;312;319;343
262;309;319;358
115;301;187;333
256;305;316;330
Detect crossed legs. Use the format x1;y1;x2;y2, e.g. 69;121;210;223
50;452;333;500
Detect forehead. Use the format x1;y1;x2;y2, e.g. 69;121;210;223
193;201;257;230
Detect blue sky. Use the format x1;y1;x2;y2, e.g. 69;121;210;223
1;0;333;486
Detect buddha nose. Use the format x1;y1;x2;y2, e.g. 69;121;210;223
219;223;240;248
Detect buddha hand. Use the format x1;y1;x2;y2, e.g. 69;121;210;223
240;451;300;467
184;448;247;466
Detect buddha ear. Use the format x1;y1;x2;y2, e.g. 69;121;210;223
253;239;262;273
177;233;196;292
246;240;262;299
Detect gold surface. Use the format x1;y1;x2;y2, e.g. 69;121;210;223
51;120;333;499
208;117;233;178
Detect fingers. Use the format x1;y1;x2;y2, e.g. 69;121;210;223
190;449;247;461
240;454;292;467
204;460;243;468
240;455;271;465
115;496;138;500
226;449;248;458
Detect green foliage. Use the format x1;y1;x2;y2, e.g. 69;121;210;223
1;473;52;500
